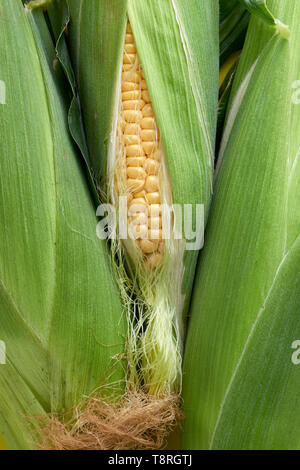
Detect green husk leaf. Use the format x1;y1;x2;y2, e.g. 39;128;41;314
42;0;99;205
219;1;250;65
224;0;300;249
220;0;240;24
127;0;218;317
45;0;98;199
182;0;300;450
127;0;217;218
217;55;240;156
67;0;129;182
0;0;125;449
0;433;8;450
237;0;290;38
211;235;300;449
26;0;52;10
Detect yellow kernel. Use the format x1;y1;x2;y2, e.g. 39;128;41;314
126;157;146;167
123;100;145;111
125;33;134;43
122;90;141;101
134;190;146;198
141;129;156;142
127;166;146;180
123;53;136;64
123;110;142;123
123;135;140;146
122;71;140;83
126;23;132;33
125;144;144;157
124;123;140;135
141;117;156;129
142;90;151;103
145;175;159;192
124;43;136;54
122;64;134;72
122;82;138;92
146;192;161;204
127;179;145;193
142;104;154;117
141;80;147;90
139;239;159;254
142;141;156;155
144;159;160;175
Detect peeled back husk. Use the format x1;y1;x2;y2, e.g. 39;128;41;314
0;0;125;450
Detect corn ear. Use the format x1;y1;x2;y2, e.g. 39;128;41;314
67;0;219;403
0;0;125;449
182;0;300;449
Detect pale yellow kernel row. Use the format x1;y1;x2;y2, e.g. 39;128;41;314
119;22;164;267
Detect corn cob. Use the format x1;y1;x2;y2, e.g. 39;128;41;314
117;22;164;268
